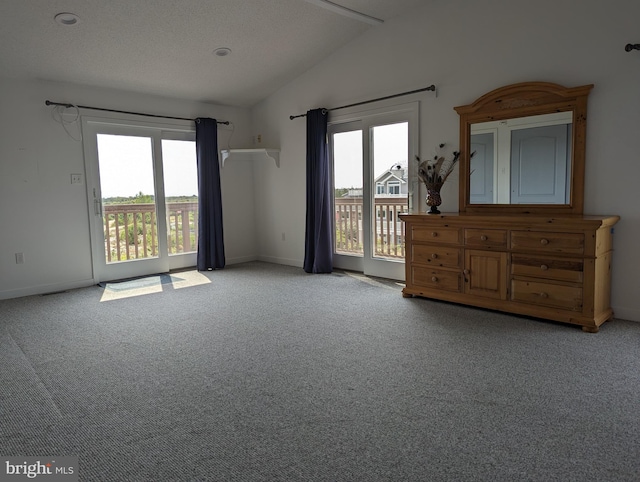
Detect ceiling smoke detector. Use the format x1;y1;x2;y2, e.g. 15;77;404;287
54;12;80;26
213;48;232;57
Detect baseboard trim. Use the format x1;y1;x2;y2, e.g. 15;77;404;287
612;307;640;323
226;255;259;265
0;278;96;301
257;255;302;268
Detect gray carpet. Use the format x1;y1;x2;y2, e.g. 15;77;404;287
1;261;639;481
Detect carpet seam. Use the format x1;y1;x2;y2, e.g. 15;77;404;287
7;331;65;420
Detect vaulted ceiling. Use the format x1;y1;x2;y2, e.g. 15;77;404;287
0;0;425;107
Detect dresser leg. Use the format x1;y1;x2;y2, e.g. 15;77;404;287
581;325;599;333
402;290;413;298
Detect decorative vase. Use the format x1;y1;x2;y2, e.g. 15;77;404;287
426;188;442;214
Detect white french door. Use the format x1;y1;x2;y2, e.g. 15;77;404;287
82;117;198;283
329;103;418;280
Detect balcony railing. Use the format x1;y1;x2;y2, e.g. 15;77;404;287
102;202;198;262
102;198;406;263
335;197;407;259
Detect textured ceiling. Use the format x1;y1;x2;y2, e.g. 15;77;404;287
0;0;425;107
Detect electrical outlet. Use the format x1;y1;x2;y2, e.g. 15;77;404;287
71;173;83;184
257;134;262;144
281;232;285;241
15;252;24;264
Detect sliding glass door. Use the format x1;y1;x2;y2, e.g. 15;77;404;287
330;103;418;280
332;122;364;267
82;118;198;282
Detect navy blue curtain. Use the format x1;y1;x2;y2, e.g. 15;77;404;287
303;108;333;273
196;118;225;270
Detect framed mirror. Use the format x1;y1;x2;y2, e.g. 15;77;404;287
454;82;593;215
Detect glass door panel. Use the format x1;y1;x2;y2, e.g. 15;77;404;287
332;129;363;259
96;134;159;264
370;123;408;262
364;121;408;280
161;140;198;260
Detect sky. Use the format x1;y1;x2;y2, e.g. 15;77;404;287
96;122;408;197
333;122;408;189
96;135;197;198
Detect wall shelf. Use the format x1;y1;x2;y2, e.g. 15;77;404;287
220;148;280;168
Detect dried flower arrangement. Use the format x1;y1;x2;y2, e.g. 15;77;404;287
416;143;460;190
415;143;474;214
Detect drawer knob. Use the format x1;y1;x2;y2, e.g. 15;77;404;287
431;253;438;259
431;232;438;237
480;235;488;241
431;276;438;282
540;264;549;271
539;292;549;299
463;269;470;275
540;238;549;245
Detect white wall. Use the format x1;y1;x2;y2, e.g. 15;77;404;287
251;0;640;321
0;78;255;299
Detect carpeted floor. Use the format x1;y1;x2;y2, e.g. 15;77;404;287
1;261;639;481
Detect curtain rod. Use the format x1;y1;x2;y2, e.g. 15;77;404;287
289;84;436;120
44;100;230;125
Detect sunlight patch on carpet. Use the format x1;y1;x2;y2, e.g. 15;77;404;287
100;270;211;301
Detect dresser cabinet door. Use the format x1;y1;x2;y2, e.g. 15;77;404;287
464;250;508;300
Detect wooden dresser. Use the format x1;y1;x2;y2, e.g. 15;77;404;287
399;213;619;332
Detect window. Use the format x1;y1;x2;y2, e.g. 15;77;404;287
376;183;385;195
388;181;401;195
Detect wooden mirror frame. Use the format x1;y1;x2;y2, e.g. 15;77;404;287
454;81;593;215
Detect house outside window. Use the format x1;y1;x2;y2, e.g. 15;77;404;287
376;183;385;195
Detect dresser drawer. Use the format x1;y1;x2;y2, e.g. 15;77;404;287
511;279;583;311
412;245;461;268
465;228;507;248
511;231;584;255
511;254;584;283
411;266;461;292
411;226;460;245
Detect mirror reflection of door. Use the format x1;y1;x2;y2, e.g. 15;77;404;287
510;124;570;204
470;132;495;204
469;111;573;205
